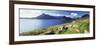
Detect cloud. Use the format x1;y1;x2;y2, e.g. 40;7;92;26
69;13;78;18
70;13;78;17
65;13;79;18
20;9;43;17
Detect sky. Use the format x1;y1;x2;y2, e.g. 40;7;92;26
19;8;89;18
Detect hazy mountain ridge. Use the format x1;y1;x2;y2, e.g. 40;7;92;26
20;13;74;19
20;13;89;20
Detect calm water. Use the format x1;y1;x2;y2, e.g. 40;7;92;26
20;19;68;33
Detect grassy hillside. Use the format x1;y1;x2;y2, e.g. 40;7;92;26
20;17;89;36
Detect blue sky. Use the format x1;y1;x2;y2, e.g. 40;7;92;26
20;8;89;18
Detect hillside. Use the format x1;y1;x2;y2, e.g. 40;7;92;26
20;16;89;36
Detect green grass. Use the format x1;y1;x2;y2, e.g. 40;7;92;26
20;17;89;36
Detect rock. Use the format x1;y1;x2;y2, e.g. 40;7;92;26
45;30;55;34
58;26;63;30
84;30;88;33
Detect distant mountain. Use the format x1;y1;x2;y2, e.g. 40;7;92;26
54;16;65;19
81;14;89;18
35;13;74;20
20;13;74;23
36;13;56;19
31;13;74;23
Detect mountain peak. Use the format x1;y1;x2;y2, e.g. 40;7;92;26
36;13;55;19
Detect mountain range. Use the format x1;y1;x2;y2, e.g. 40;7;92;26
20;13;89;20
34;13;74;20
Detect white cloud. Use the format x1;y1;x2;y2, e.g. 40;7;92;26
70;13;78;17
20;9;43;17
65;13;79;18
70;13;78;18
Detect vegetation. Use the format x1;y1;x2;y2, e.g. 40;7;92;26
20;17;89;36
